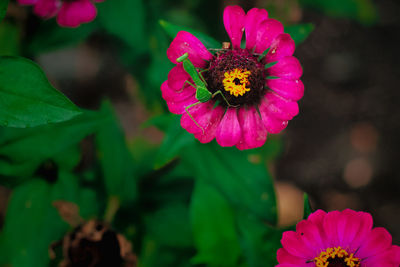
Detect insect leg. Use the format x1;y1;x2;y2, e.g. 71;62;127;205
197;69;208;85
185;101;205;134
179;80;197;93
176;53;189;62
211;90;238;107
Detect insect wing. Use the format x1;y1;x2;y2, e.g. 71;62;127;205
196;87;211;102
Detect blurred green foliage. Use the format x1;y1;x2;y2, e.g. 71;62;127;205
26;21;98;55
0;22;19;56
160;20;221;50
285;23;315;45
299;0;378;25
0;173;98;267
0;0;8;23
97;0;146;54
96;102;138;205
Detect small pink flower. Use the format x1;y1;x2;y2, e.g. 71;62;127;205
277;209;400;267
162;5;304;150
17;0;104;27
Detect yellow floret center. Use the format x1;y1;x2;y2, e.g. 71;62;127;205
314;247;360;267
222;68;251;97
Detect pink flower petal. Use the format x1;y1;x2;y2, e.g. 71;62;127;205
180;102;214;135
306;210;328;248
266;78;304;101
335;209;371;251
236;107;267;150
165;98;197;115
252;18;284;54
277;248;308;266
244;8;269;51
259;106;288;134
215;108;241;147
393;245;400;264
322;210;341;248
307;209;327;224
161;80;195;102
167;63;192;91
361;245;400;267
258;93;295;134
356;227;393;259
167;31;213;68
223;5;245;49
280;231;315;259
265;33;295;63
268;56;303;80
194;105;225;143
161;81;197;115
348;211;373;252
260;92;299;121
276;264;306;267
295;220;325;256
33;0;60;18
56;0;97;28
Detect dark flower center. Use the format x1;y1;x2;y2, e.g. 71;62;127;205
328;257;352;267
204;49;266;107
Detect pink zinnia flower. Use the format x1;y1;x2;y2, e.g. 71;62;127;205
17;0;104;27
277;209;400;267
162;5;304;150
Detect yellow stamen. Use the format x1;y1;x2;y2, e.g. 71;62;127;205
222;68;251;97
314;246;360;267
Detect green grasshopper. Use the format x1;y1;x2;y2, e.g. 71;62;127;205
176;52;235;133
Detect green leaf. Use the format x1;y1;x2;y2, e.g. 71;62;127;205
236;211;285;267
264;61;278;69
95;102;137;204
159;20;221;49
299;0;378;25
0;172;98;267
26;20;98;55
303;193;313;219
285;23;314;45
183;142;277;224
145;203;193;248
97;0;146;53
0;56;81;128
0;0;8;22
0;109;110;164
0;21;19;56
154;115;195;169
190;180;241;266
